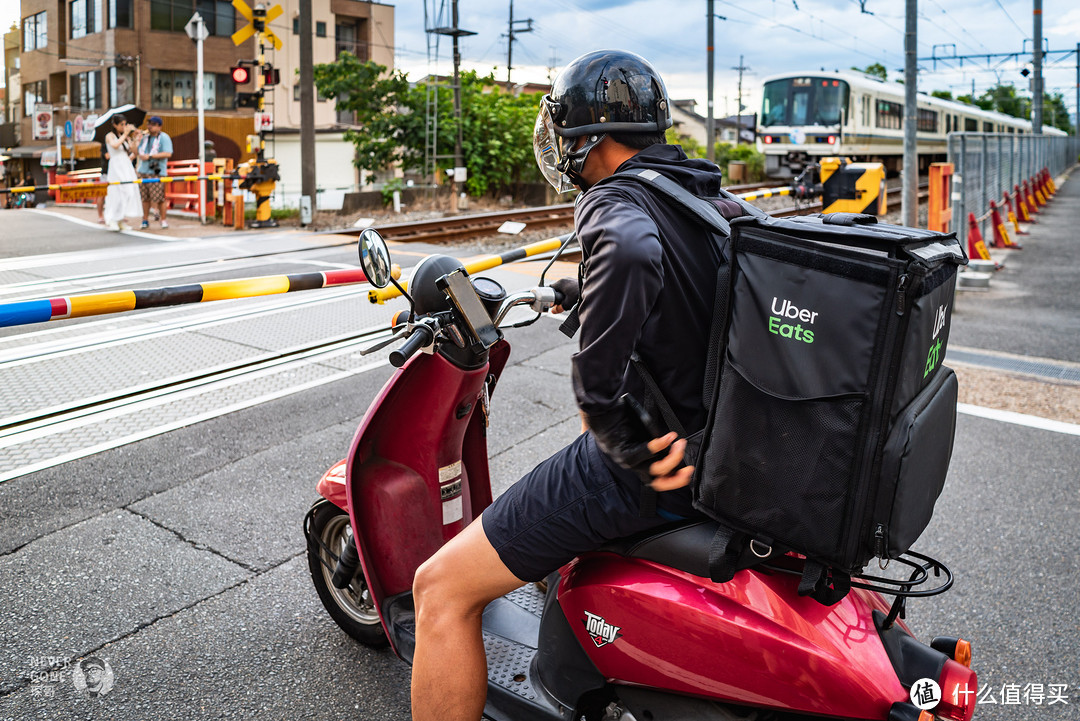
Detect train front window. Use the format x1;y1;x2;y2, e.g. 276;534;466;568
761;77;849;127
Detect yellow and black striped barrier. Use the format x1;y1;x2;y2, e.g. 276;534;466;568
1;175;231;195
0;265;401;328
736;187;795;202
368;236;569;305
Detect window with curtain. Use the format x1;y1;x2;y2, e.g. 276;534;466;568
109;66;135;106
71;70;103;110
24;80;47;117
108;0;133;28
23;11;48;51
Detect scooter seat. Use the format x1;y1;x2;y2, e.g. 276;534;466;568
602;519;785;579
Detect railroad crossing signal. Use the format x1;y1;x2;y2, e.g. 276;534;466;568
231;0;282;50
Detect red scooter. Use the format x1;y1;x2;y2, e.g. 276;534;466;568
304;229;978;721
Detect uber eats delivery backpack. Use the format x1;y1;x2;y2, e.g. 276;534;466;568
616;168;968;605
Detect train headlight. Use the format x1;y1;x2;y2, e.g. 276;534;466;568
827;135;837;144
763;136;773;144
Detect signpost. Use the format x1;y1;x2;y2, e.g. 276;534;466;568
186;12;211;224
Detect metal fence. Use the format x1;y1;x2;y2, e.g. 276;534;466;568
947;133;1080;249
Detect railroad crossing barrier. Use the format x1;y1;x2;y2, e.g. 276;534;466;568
947;132;1080;252
0;265;399;329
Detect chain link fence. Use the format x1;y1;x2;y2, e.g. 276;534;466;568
947;133;1080;249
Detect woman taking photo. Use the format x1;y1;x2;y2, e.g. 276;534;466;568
103;114;143;231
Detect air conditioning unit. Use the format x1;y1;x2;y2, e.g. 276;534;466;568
60;94;68;103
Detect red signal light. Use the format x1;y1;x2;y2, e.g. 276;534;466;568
231;65;250;84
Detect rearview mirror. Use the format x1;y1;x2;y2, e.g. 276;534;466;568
358;228;392;289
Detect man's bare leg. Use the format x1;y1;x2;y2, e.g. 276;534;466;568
411;514;524;721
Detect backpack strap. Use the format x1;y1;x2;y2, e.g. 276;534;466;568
707;525;746;583
798;560;851;605
617;168;731;238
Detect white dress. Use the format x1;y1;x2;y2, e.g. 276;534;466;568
103;133;143;224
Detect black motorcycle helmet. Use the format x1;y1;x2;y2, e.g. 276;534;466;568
534;50;672;191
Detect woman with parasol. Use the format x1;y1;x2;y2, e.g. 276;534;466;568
102;114;143;230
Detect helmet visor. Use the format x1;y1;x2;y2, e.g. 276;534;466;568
534;102;576;194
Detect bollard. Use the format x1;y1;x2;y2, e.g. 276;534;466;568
966;212;996;265
1002;191;1028;235
1015;184;1035;223
928;163;954;233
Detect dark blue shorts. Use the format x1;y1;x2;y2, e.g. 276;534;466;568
482;431;695;582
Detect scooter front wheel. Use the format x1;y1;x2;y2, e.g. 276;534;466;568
306;500;388;648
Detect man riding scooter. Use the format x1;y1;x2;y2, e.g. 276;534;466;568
411;49;730;721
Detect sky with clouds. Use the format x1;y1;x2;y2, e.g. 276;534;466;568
385;0;1080;125
3;0;1078;125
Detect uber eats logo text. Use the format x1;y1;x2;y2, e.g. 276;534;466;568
924;304;948;377
768;297;817;344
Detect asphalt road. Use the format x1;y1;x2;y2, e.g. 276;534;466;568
1;190;1079;720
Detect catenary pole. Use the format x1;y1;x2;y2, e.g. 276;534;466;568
299;0;316;222
706;0;715;162
1033;0;1043;134
902;0;918;227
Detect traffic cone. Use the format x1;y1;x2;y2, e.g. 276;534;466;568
1045;168;1057;194
1002;191;1028;235
1032;176;1047;207
1024;179;1040;212
989;200;1021;249
967;212;995;264
1041;168;1055;199
1015;183;1035;223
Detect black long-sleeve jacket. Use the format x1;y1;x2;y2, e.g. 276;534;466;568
572;144;728;476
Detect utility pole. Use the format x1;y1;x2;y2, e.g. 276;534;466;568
1075;43;1079;136
505;0;533;86
707;1;715;162
299;0;316;224
732;55;750;143
902;0;917;228
1032;0;1043;134
430;4;475;212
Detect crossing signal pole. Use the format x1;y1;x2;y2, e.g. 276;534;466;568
231;0;283;228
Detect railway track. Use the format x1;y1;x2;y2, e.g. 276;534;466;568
360;181;929;244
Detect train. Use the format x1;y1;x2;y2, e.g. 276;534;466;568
757;70;1067;178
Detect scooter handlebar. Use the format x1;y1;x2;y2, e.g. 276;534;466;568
389;321;436;368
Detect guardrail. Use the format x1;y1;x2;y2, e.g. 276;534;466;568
45;160;215;218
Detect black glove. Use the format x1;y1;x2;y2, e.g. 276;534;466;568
550;277;581;310
586;394;666;482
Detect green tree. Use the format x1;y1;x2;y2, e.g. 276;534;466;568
313;54;544;198
852;63;887;81
311;54;411;180
930;90;953;101
1041;92;1072;133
